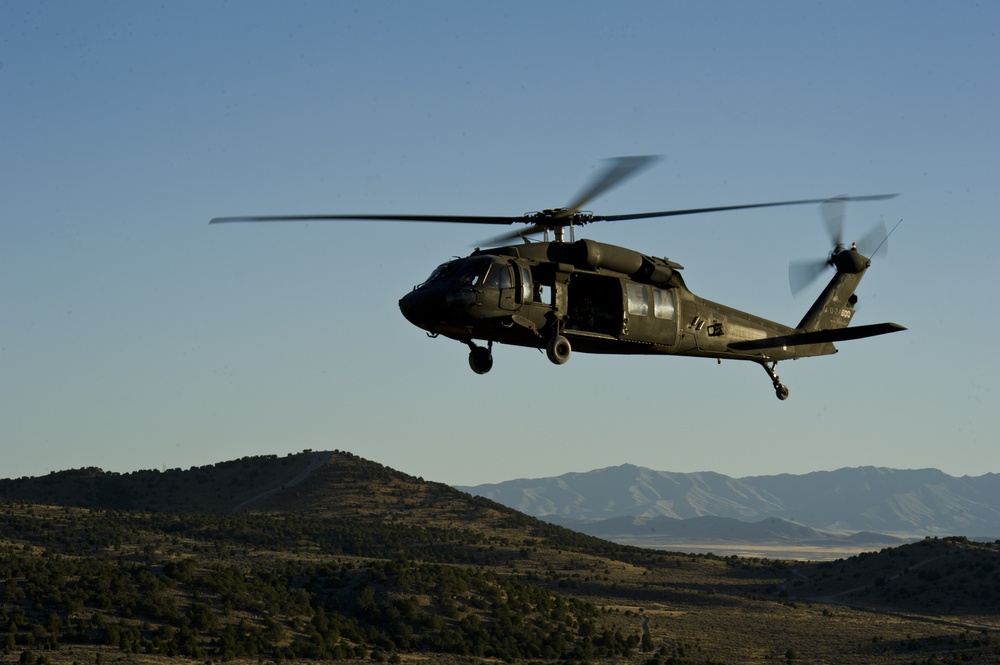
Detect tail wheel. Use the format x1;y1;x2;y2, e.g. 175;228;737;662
761;361;790;401
546;335;572;365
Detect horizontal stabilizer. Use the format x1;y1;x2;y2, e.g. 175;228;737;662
728;322;906;351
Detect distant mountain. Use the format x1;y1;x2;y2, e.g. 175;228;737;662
544;514;906;548
457;464;1000;538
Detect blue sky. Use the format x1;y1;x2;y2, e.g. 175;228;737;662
2;1;997;486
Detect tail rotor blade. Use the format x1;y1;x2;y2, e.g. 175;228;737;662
856;219;889;259
820;196;847;248
789;258;830;296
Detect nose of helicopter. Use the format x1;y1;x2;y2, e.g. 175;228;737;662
398;290;421;326
398;289;437;329
400;284;476;330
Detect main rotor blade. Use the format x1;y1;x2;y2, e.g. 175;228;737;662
563;155;662;215
597;194;897;222
477;223;548;247
209;213;523;226
211;195;898;235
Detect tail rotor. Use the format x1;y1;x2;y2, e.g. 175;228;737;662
788;196;892;296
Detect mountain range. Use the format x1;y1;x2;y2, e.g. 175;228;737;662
457;464;1000;539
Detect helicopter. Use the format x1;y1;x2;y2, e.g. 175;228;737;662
211;156;905;400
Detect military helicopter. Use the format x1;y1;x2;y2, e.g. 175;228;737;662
211;156;905;400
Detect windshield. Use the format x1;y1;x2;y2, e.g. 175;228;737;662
416;257;490;290
417;261;456;289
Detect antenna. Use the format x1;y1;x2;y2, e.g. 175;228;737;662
870;218;903;259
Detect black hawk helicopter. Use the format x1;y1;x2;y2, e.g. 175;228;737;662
211;156;905;400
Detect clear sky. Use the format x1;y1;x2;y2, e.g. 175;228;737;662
3;1;997;486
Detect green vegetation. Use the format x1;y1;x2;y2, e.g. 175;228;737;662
2;450;999;664
0;500;658;662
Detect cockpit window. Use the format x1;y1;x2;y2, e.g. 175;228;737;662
417;257;500;290
452;258;490;286
483;263;513;289
417;261;457;289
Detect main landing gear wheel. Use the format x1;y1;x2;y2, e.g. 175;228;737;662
546;335;572;365
468;342;493;375
760;361;790;401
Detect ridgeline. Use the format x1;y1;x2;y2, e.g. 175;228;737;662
1;450;998;664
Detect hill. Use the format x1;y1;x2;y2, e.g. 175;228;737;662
0;451;336;514
458;463;1000;537
2;450;999;664
788;536;1000;617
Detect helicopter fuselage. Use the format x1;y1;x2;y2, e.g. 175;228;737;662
398;239;837;372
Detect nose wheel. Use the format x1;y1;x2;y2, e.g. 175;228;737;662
760;361;790;400
468;341;493;374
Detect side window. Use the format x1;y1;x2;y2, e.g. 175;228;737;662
653;288;675;319
626;283;648;316
520;267;533;302
499;265;513;289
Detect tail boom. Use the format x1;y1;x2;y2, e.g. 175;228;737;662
729;248;906;355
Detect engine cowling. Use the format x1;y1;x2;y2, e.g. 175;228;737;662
569;239;675;284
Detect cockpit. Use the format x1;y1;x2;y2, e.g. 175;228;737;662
416;257;500;290
401;254;537;327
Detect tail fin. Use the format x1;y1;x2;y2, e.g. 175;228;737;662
797;248;868;332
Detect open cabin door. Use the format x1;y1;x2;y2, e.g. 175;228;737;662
566;273;623;337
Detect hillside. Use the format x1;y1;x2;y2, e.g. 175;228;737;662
459;464;1000;537
789;536;1000;616
2;450;1000;664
